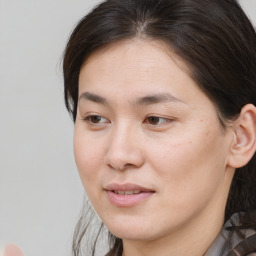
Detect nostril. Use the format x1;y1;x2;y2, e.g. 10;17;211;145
123;163;135;168
104;143;144;170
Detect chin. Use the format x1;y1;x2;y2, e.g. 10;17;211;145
109;227;154;241
103;216;159;241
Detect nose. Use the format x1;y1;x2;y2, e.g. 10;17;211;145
104;124;144;171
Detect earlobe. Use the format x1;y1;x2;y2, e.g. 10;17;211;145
227;104;256;168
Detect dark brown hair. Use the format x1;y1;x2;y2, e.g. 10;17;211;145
63;0;256;255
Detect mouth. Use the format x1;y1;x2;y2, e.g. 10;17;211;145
113;190;141;195
104;183;156;207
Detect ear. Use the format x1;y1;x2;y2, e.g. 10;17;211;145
228;104;256;168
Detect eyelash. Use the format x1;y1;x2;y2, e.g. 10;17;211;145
83;115;109;124
83;114;174;126
145;116;172;125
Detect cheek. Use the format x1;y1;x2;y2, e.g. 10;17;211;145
149;125;226;209
73;130;106;191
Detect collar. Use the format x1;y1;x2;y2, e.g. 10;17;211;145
205;212;256;256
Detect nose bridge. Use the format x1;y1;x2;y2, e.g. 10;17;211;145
105;121;143;170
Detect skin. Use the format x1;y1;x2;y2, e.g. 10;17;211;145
3;245;24;256
74;39;238;256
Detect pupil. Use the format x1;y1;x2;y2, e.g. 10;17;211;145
91;116;101;123
148;116;159;124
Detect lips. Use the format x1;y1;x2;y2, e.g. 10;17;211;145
113;190;141;195
105;183;155;193
104;183;155;207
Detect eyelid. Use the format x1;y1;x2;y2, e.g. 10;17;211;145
145;115;176;126
83;114;110;124
80;113;175;127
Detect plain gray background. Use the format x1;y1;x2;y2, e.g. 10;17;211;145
0;1;255;255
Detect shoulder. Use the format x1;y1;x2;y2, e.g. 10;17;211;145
205;212;256;256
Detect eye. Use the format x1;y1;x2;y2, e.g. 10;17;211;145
84;115;109;124
146;116;171;125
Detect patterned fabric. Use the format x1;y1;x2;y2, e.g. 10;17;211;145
205;213;256;256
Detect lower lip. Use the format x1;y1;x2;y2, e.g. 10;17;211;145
106;191;154;207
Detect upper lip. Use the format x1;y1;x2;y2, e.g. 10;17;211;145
104;183;155;192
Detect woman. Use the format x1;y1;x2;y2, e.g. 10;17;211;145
63;0;256;255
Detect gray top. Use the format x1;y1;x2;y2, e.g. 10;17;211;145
205;213;256;256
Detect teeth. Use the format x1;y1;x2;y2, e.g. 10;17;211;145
116;191;125;195
114;190;141;195
124;191;134;195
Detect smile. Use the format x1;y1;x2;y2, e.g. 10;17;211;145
104;183;155;207
113;190;141;195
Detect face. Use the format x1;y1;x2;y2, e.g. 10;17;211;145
74;39;234;241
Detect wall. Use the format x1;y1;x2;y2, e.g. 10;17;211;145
0;1;255;255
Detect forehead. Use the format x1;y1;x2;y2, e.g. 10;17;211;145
81;39;187;74
78;39;222;129
78;39;197;99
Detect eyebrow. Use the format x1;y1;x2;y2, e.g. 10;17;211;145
134;93;185;106
79;92;108;105
78;92;185;106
